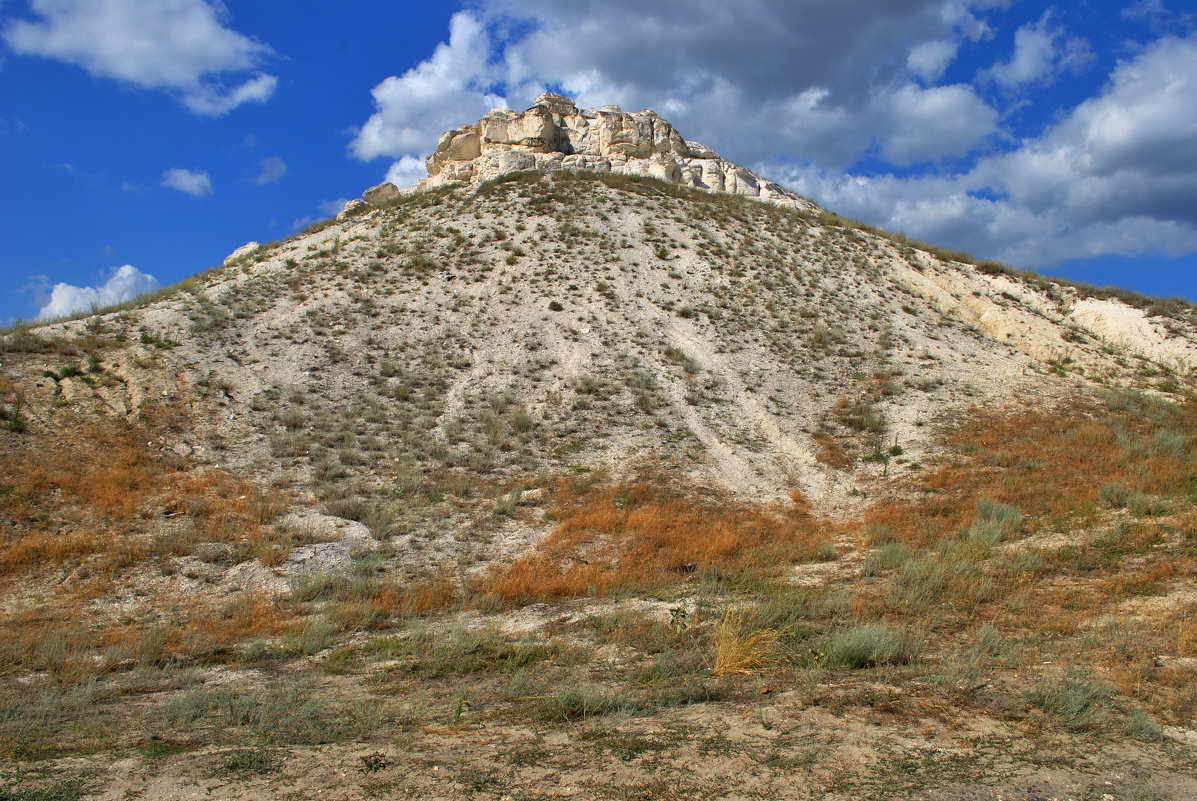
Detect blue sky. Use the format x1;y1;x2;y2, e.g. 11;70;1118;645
1;0;1195;324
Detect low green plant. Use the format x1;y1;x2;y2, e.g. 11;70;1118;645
968;498;1021;544
360;750;394;774
863;543;912;576
223;745;276;774
1028;669;1112;732
533;683;630;722
825;624;921;668
1098;482;1132;508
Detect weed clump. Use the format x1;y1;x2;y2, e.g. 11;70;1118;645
534;684;630;722
968;498;1022;544
1028;670;1112;732
825;624;921;669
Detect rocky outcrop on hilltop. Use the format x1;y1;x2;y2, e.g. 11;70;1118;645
362;93;815;211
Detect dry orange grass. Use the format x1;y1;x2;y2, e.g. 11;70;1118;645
183;589;291;648
5;414;160;519
165;469;289;563
813;431;852;468
482;482;823;603
843;394;1197;720
864;397;1197;547
1176;606;1197;657
713;608;782;676
0;399;302;669
372;575;456;617
0;398;290;579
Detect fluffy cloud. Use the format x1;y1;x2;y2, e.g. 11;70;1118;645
490;0;1003;167
352;3;1002;177
876;83;997;165
161;167;212;196
784;34;1197;266
981;34;1197;227
2;0;276;116
908;39;959;82
384;155;428;189
351;13;505;161
37;264;160;319
983;12;1093;89
252;155;287;185
182;73;276;117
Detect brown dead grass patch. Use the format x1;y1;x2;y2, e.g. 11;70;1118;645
0;400;290;578
1176;606;1197;656
813;432;852;468
865;395;1197;547
844;392;1197;722
372;574;457;617
482;481;824;604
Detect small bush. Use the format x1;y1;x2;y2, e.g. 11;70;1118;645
968;498;1021;544
1127;491;1168;517
825;624;921;668
1123;709;1163;742
1028;670;1112;731
974;498;1021;529
663;346;701;375
285;618;335;655
862;543;912;576
223;745;276;774
509;408;534;433
494;490;520;517
835;395;885;432
534;684;629;722
1098;482;1132;508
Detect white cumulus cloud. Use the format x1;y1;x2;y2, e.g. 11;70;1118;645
384;155;428;189
876;83;998;164
182;72;277;117
351;3;1003;184
781;33;1197;268
161;167;212;196
351;12;505;163
908;39;959;82
37;264;160;319
2;0;276;116
983;12;1093;89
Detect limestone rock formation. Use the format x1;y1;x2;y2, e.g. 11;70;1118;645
337;199;369;220
223;241;260;265
364;93;815;211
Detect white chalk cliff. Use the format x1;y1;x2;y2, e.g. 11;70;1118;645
362;93;816;211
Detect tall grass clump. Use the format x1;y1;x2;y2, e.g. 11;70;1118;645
968;498;1022;545
713;609;782;676
825;624;921;669
1028;670;1113;732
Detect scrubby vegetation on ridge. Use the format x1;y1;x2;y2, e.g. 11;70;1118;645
5;170;1191;339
